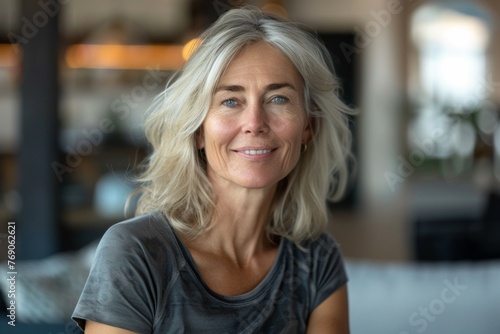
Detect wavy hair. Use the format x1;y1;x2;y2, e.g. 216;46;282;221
134;7;353;243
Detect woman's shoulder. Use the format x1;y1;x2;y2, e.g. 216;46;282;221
73;212;179;332
313;232;342;252
96;212;180;264
284;232;345;271
287;232;348;309
102;212;171;242
106;211;167;231
289;232;342;254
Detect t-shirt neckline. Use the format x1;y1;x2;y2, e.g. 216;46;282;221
163;216;286;304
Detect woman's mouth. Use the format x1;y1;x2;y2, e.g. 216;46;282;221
243;149;272;155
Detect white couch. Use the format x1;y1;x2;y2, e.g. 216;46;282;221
346;259;500;334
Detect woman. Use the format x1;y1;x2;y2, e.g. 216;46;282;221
73;7;353;334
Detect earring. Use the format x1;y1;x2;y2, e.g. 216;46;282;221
301;143;308;153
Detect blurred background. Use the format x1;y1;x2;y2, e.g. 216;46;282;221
0;0;499;333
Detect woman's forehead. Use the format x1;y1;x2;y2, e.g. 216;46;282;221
215;42;303;90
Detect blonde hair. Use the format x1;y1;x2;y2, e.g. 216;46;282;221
135;7;353;243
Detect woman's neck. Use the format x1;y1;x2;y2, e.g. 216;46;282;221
194;180;278;267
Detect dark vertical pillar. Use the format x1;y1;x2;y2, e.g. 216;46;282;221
18;0;60;259
318;33;359;209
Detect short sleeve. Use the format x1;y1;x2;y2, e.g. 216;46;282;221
310;233;348;310
72;222;159;333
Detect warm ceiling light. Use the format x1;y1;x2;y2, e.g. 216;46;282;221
0;44;20;68
65;44;185;70
182;38;202;61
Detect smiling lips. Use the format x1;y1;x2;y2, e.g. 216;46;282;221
234;148;275;158
243;149;272;155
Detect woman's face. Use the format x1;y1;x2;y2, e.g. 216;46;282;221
199;41;311;192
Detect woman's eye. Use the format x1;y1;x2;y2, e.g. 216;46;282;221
271;96;289;104
221;99;238;108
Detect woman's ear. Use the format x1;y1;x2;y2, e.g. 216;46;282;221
196;128;205;149
302;116;313;144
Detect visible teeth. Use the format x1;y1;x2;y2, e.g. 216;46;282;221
244;149;271;155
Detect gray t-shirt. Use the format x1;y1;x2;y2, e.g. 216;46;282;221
72;212;347;333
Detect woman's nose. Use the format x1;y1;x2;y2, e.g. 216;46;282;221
241;102;270;135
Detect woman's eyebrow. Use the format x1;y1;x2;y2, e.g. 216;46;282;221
266;82;297;92
214;82;296;93
215;84;244;93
